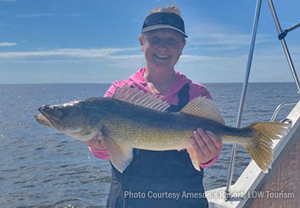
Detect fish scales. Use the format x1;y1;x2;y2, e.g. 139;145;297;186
35;84;289;173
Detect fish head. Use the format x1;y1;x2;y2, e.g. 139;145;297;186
36;100;88;136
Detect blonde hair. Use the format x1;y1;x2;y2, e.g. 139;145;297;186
150;5;181;16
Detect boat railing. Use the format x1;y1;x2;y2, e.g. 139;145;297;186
225;0;300;201
270;102;298;122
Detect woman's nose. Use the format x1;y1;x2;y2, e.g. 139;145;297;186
158;40;168;49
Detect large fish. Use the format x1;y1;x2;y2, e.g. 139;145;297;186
35;84;289;173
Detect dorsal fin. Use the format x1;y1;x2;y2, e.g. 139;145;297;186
180;96;225;124
113;84;170;111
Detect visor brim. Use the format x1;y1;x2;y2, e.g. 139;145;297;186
142;25;188;38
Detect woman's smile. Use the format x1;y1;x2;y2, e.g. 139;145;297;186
154;54;171;60
154;54;170;59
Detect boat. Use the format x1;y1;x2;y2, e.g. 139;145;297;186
207;0;300;207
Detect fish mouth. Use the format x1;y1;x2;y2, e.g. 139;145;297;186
36;105;63;130
34;114;53;128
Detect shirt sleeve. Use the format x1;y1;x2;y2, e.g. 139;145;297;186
189;83;221;168
89;146;110;160
199;156;219;168
88;82;122;160
104;82;119;98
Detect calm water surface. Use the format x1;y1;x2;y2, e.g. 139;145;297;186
0;83;298;208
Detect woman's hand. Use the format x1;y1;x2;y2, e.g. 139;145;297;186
189;128;222;164
84;133;107;150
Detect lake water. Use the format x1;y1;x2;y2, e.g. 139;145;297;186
0;83;298;208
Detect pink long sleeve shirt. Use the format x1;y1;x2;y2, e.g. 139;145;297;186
89;68;219;168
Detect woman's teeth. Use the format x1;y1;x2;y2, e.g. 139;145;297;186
155;54;169;59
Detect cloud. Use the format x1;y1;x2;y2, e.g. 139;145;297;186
0;47;139;59
18;13;58;18
0;42;17;47
188;33;273;50
185;18;275;53
181;54;232;61
0;44;298;83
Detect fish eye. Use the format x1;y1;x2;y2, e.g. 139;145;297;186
55;108;63;116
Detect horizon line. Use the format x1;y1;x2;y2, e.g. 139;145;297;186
0;81;296;85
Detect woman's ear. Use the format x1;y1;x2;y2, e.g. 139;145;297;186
139;35;144;52
182;39;186;49
180;39;186;55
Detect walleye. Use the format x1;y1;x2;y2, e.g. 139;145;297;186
35;84;289;173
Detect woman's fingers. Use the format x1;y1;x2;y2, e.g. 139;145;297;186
193;128;212;156
190;137;205;159
190;128;223;164
84;134;107;150
206;131;222;151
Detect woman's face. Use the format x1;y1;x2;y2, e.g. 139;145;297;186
139;29;186;72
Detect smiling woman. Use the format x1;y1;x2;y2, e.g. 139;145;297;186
84;5;223;208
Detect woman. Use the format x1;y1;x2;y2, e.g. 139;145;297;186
85;5;222;208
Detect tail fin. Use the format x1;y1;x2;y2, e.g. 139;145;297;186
243;122;290;173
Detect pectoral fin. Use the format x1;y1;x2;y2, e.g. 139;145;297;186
187;147;201;172
105;137;133;173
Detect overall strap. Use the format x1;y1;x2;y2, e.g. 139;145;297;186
166;83;190;113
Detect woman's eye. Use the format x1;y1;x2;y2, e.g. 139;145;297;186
168;39;177;45
152;38;159;44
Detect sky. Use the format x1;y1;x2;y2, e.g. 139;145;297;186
0;0;299;84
